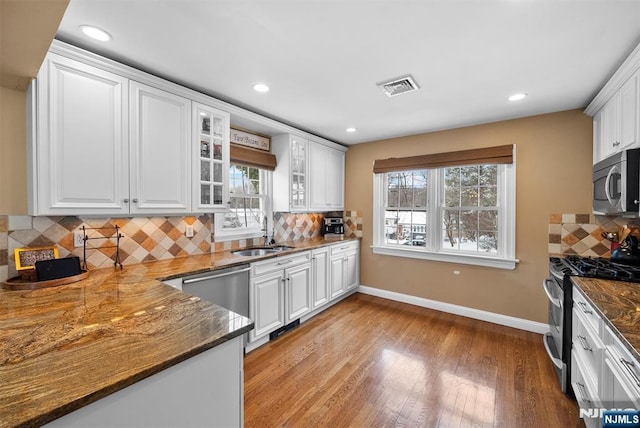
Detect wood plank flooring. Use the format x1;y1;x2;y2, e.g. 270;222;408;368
244;293;584;428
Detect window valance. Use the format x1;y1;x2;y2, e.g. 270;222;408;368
230;144;277;171
372;144;514;173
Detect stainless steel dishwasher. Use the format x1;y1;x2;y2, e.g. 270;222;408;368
181;264;250;318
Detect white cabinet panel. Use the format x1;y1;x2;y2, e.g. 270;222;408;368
285;262;312;323
129;81;191;214
31;53;129;215
309;143;345;211
249;270;285;341
311;248;329;309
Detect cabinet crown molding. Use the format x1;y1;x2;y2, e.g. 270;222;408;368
586;41;640;116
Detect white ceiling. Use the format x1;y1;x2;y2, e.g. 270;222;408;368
55;0;640;145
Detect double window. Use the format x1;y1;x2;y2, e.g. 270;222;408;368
373;145;517;269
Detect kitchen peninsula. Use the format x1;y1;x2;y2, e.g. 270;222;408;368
0;251;255;427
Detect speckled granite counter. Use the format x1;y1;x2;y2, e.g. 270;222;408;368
571;276;640;361
0;237;356;427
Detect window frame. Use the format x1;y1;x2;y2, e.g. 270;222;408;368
214;163;272;242
372;162;517;270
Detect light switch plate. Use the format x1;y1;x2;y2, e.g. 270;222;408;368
185;225;194;238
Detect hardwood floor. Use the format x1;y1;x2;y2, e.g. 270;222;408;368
244;293;584;428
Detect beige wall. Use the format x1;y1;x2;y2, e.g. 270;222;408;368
344;109;593;323
0;86;27;214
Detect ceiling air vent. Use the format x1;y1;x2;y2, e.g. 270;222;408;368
378;74;420;97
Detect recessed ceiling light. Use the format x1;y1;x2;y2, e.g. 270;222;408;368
79;25;112;42
346;127;357;133
508;93;527;101
253;83;270;93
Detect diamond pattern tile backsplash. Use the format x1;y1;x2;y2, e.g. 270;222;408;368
548;213;640;257
0;210;364;282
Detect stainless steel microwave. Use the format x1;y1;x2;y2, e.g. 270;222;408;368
593;149;640;215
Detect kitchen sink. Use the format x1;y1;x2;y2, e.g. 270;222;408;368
231;246;293;257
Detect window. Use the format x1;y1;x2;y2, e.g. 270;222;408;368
215;163;271;240
373;146;516;269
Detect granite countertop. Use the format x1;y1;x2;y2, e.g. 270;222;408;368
571;276;640;361
0;236;357;427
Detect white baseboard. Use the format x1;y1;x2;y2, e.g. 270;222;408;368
357;285;549;334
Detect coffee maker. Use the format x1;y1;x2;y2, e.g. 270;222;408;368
322;217;344;237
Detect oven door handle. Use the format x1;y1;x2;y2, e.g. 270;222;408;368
543;332;564;370
542;278;562;309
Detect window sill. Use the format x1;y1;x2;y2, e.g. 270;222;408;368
371;245;519;270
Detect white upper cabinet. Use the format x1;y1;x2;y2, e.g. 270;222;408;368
309;142;345;211
273;133;346;212
29;53;130;215
129;82;191;214
192;103;230;212
28;42;235;216
595;73;640;163
587;42;640;164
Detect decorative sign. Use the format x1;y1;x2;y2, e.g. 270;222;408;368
230;128;271;152
14;246;59;271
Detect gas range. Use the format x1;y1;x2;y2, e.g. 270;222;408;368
550;255;640;283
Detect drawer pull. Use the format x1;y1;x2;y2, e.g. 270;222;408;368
277;259;293;265
576;382;591;404
578;301;593;315
577;335;592;352
620;358;640;388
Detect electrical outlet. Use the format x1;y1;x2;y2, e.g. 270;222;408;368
74;232;85;248
185;225;194;238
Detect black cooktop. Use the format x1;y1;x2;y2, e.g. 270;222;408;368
559;255;640;283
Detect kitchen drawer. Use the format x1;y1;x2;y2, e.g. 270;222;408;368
571;352;602;428
330;241;359;257
603;327;640;406
573;287;601;335
251;251;311;276
572;305;604;391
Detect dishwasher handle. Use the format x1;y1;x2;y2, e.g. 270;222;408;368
182;267;251;284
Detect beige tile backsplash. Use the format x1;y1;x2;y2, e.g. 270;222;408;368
0;210;364;282
548;213;640;257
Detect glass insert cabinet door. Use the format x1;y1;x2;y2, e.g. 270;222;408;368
193;102;229;211
290;137;307;210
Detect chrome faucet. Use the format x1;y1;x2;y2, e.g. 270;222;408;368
262;216;269;246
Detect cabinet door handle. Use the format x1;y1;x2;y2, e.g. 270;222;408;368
124;198;130;203
575;382;591;404
578;301;593;315
132;198;139;203
620;358;640;387
577;335;592;352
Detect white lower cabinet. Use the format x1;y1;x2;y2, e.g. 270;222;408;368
249;251;311;342
248;241;360;347
330;241;360;299
311;247;330;309
572;285;640;427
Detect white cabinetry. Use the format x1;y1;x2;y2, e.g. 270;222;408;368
29;53;130;215
572;285;640;428
309;143;345;211
311;247;330;309
329;241;359;299
595;73;640;163
272;134;346;212
587;41;640;164
272;134;308;212
29;43;232;216
192;102;230;211
129;81;191;214
249;251;312;342
571;287;604;428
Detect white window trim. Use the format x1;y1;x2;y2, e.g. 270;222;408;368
372;163;518;270
214;169;272;242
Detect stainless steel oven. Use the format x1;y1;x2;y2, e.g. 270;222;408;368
543;257;575;393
